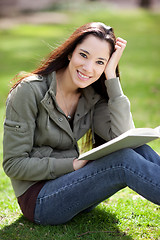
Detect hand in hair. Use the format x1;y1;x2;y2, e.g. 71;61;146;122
105;37;127;80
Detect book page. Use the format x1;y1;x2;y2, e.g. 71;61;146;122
78;127;160;161
128;127;160;136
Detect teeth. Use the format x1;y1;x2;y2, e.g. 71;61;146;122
78;71;89;79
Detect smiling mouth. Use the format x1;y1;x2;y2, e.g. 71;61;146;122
77;70;90;80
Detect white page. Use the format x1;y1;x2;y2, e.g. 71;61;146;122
78;127;160;161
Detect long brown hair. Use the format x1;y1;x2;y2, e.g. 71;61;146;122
11;22;119;98
11;22;120;150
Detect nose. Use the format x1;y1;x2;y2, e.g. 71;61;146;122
82;61;94;73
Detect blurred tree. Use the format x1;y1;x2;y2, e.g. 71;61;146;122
0;0;59;17
0;0;18;17
139;0;151;8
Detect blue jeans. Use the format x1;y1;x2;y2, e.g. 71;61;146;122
34;145;160;225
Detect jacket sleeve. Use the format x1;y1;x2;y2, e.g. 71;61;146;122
3;81;74;181
93;77;135;141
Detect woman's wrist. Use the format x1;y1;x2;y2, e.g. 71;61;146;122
105;71;116;80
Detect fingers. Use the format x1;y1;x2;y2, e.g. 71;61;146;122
113;37;127;64
115;37;127;51
104;37;127;80
73;158;89;170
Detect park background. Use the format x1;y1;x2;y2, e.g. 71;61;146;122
0;0;160;239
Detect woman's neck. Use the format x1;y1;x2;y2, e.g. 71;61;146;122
56;68;79;97
55;68;81;120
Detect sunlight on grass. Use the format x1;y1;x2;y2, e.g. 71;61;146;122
0;6;160;240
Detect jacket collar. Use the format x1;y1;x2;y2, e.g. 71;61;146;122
41;71;101;141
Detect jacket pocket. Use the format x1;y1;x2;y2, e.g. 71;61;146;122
4;119;28;133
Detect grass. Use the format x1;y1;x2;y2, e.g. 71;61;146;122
0;4;160;240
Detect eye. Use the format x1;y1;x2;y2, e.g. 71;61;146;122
79;52;87;58
96;60;104;65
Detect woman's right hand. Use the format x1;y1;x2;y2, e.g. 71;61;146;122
73;158;89;170
105;37;127;80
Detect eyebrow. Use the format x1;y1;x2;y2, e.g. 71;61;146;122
80;48;108;61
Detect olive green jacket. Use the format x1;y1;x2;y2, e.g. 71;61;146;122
3;72;134;197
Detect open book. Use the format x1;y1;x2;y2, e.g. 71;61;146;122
78;126;160;160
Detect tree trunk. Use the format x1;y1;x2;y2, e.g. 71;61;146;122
0;0;18;17
139;0;152;8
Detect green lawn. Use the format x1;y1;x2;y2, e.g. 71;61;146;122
0;5;160;240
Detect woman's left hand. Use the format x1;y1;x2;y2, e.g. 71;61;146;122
105;37;127;80
73;158;89;171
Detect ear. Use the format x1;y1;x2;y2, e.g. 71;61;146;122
68;53;72;61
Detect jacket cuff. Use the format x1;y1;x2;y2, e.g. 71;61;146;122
105;77;124;100
50;158;75;178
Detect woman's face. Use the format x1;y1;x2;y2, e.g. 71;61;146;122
67;34;111;89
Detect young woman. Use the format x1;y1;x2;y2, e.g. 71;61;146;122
3;22;160;225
